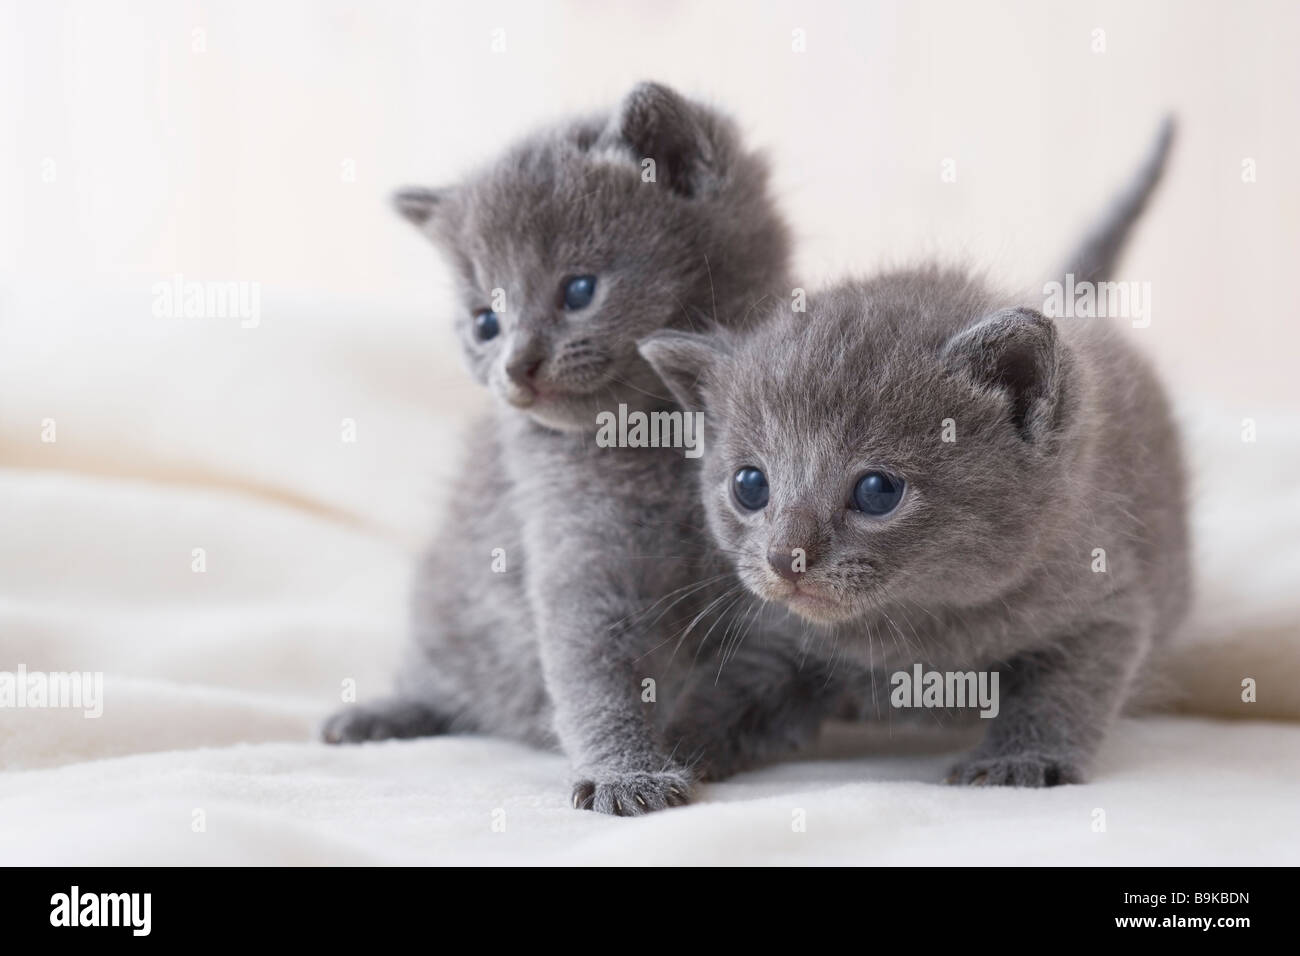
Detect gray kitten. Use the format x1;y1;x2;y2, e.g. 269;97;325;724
642;120;1187;786
322;83;791;813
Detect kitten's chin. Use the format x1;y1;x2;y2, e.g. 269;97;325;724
781;595;861;625
521;400;597;433
500;380;658;434
747;578;862;625
495;389;602;433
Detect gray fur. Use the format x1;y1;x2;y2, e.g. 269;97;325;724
641;119;1188;787
1058;117;1176;286
322;83;792;813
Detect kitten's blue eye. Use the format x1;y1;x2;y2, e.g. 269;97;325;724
733;467;769;511
562;275;597;311
852;471;905;516
474;309;500;342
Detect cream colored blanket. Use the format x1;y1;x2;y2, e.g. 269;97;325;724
2;280;1297;865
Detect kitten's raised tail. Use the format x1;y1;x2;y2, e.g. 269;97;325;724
1057;116;1176;286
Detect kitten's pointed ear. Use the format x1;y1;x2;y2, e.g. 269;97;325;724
615;82;719;198
391;186;449;228
638;330;725;409
941;307;1067;442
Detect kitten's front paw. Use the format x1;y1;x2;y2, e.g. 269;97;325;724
945;752;1083;788
570;769;692;816
321;698;447;745
322;706;396;744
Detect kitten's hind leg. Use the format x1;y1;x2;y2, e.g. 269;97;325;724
321;696;453;745
666;643;854;781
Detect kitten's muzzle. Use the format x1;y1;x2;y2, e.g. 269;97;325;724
760;576;852;623
501;379;537;408
765;509;821;582
506;355;542;389
502;354;543;407
767;547;808;582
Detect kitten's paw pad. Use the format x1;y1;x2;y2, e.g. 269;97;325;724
570;770;691;816
945;753;1083;788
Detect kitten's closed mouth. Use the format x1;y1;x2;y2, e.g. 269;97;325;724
507;378;605;407
504;382;571;409
771;582;853;621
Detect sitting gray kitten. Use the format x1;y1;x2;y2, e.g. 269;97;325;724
322;83;791;813
642;119;1188;786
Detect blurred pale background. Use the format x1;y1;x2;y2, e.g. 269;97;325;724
4;0;1298;394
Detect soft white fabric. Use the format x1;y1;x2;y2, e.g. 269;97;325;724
2;281;1299;865
3;718;1298;865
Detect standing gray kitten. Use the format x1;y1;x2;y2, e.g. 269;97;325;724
323;83;791;813
642;120;1187;786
